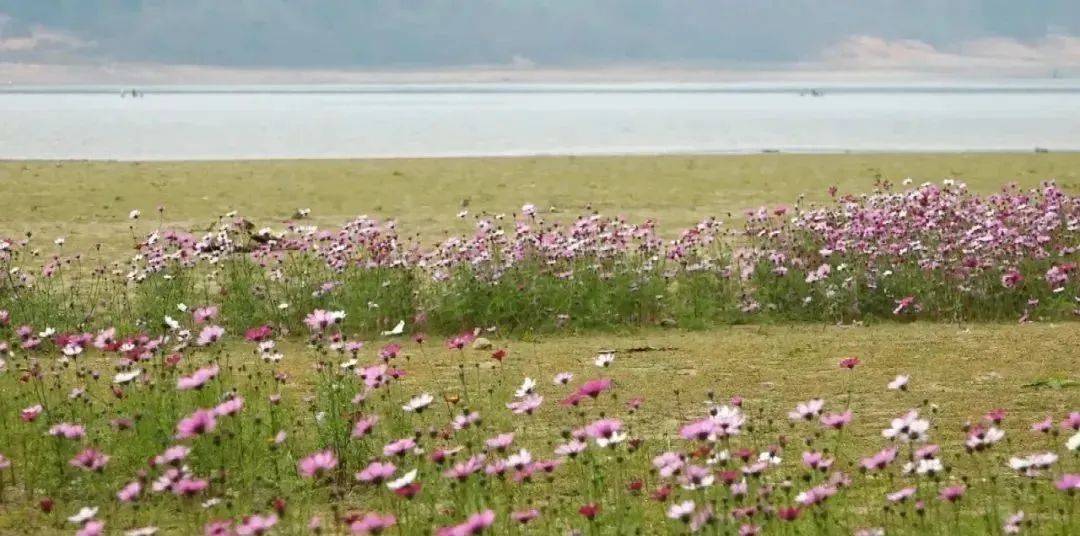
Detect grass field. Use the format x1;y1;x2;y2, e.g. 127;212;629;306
3;153;1079;256
1;154;1078;534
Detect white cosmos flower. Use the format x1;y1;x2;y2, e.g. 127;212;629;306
114;369;142;384
381;320;405;336
62;344;83;357
667;500;695;520
177;303;188;312
887;375;910;390
1067;431;1080;451
883;410;930;442
595;431;626;448
278;303;290;310
201;498;221;508
594;352;615;367
128;209;142;220
164;316;180;330
403;393;434;413
339;359;358;370
514;377;536;398
386;469;418;490
506;449;532;469
68;506;98;524
39;327;56;338
903;458;944;475
758;451;782;466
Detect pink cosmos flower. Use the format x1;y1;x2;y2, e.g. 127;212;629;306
196;325;225;346
349;512;396;534
175;409;217;439
860;447;898;471
117;481;141;502
304;309;344;333
788;399;825;421
839;357;860;369
1003;512;1025;534
1054;473;1080;492
21;404;43;422
356;461;396;484
236;513;278;535
443;454;485;481
48;422;86;440
511;509;539;524
506;394;543;415
173;476;209;497
915;444;940;459
437;509;495;536
1001;269;1023;288
578;378;613;398
892;296;917;315
1061;412;1080;431
820;410;852;430
1031;416;1053;433
152;445;191;467
445;332;476;350
801;451;834;471
795;484;837;506
653;451;685;477
244;325;273;342
939;485;966;502
213;396;244;417
204;520;233;536
192;306;219;324
378;343;401;360
382;438;416;457
69;448;110;471
485;433;515;452
584;418;625;447
352;416;379;438
76;520;105;536
554;440;588;458
298;449;338;479
887;487;917;503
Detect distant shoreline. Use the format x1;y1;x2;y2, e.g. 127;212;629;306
2;149;1077;164
3;80;1080;95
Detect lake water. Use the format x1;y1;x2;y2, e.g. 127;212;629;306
1;82;1078;160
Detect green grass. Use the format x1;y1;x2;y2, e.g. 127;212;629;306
0;154;1078;534
0;323;1077;534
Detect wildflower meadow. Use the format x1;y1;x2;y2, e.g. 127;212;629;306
0;173;1077;535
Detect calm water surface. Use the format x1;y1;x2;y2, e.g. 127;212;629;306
0;83;1077;160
